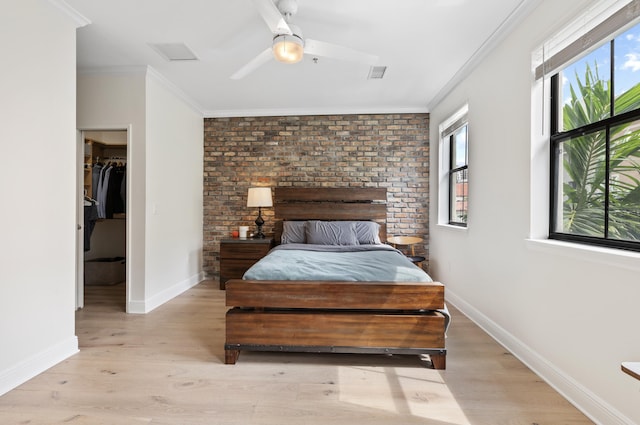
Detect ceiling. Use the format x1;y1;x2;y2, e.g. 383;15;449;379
62;0;538;117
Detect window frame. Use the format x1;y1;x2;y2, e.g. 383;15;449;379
548;37;640;252
447;124;469;226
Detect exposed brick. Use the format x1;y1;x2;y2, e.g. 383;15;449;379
203;113;430;278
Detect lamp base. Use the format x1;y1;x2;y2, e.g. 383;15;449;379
254;207;265;238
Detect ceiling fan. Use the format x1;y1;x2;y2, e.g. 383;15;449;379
231;0;379;79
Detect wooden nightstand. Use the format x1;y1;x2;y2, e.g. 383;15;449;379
219;238;274;289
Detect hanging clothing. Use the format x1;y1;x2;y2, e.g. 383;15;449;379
95;164;108;218
83;200;98;251
97;165;113;218
105;166;125;218
92;163;103;199
91;162;127;218
120;169;126;211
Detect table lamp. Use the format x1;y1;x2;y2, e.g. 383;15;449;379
247;187;273;238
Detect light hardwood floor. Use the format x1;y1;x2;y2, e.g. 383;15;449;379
0;280;593;425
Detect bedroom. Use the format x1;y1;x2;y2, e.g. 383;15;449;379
1;0;640;424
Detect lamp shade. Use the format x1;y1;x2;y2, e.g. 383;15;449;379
247;187;273;207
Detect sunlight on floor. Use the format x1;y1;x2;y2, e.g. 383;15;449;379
337;364;470;424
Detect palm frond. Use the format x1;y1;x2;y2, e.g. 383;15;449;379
560;62;640;237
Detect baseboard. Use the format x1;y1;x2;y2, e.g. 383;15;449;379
126;271;205;314
0;336;79;397
445;290;634;425
126;300;146;314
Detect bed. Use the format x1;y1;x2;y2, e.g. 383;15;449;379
224;187;447;368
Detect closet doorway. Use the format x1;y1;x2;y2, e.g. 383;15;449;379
77;129;128;311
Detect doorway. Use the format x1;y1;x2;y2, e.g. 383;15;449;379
77;129;128;311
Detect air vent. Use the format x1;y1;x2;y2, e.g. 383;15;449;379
149;43;198;61
368;66;387;79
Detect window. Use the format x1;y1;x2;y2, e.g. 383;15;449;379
439;105;469;227
449;125;468;225
549;21;640;251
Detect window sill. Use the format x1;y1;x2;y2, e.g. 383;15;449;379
525;238;640;272
436;223;468;232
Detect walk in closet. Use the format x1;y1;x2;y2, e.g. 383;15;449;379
82;131;127;295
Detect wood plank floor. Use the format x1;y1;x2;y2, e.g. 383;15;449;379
0;280;593;424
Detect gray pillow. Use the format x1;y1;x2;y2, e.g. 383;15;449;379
306;221;359;245
281;221;307;244
354;221;381;244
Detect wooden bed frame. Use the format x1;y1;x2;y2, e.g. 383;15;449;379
224;187;447;368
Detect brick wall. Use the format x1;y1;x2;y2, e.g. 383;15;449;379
203;113;430;279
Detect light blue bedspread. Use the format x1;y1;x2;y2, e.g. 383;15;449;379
243;243;432;282
242;243;451;334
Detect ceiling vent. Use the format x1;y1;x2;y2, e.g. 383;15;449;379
150;43;198;61
368;66;387;79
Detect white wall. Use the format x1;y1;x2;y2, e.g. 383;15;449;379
429;1;640;423
0;0;80;395
144;73;204;311
77;68;204;313
77;71;148;307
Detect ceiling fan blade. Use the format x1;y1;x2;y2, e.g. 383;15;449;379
304;39;379;65
252;0;292;35
230;47;274;80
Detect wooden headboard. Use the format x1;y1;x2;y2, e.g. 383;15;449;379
273;187;387;243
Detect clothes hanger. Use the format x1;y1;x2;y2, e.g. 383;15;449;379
83;189;98;206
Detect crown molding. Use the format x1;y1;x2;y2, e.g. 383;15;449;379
77;66;203;116
202;105;428;118
46;0;91;28
145;67;204;116
427;0;543;111
77;65;149;76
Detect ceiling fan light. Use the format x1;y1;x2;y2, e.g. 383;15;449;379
272;34;304;64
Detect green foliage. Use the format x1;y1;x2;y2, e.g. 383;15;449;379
561;64;640;241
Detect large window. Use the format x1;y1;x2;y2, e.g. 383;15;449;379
549;22;640;251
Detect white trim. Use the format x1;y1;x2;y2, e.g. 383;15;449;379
145;66;204;116
436;223;468;232
78;66;149;76
126;300;147;315
532;0;636;79
77;125;132;315
446;290;635;425
439;104;469;138
525;238;640;272
77;66;203;117
0;336;78;397
78;68;429;118
76;130;85;310
428;0;542;110
203;106;429;118
529;75;551;239
438;104;469;226
127;272;205;314
46;0;91;28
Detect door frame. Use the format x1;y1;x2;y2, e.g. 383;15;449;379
76;126;130;310
75;130;84;310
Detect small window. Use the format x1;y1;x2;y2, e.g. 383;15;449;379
439;105;469;228
449;125;468;225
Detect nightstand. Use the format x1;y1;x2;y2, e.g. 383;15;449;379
387;235;426;268
219;238;274;289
